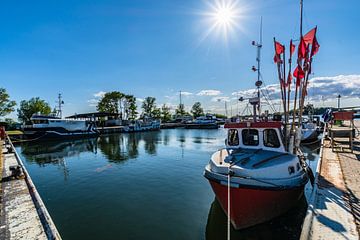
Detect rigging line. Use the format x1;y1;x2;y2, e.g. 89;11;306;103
260;89;276;113
259;78;276;112
260;85;275;110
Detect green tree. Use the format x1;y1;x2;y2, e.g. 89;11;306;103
191;102;204;118
175;103;187;116
125;95;138;120
214;113;227;119
142;97;156;117
17;97;51;123
161;104;172;122
152;108;161;119
0;88;16;117
97;91;124;114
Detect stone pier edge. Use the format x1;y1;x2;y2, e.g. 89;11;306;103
299;126;327;240
7;137;62;240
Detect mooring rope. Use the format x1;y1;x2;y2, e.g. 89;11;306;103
9;132;48;143
301;138;321;145
227;168;231;240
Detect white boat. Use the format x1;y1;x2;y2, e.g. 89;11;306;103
289;117;319;142
185;115;219;129
123;118;161;132
23;115;99;140
301;121;319;142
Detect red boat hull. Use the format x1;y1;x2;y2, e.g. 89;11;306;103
209;180;305;230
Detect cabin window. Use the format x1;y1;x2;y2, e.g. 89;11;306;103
263;129;280;148
227;129;239;146
242;129;259;146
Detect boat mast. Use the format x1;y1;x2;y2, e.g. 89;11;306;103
179;90;182;106
252;17;263;120
57;93;64;118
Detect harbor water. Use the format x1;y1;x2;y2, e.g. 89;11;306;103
15;129;320;240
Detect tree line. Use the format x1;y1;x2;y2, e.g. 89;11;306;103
97;91;207;122
0;88;211;124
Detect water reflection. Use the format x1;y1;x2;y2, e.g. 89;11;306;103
205;197;308;240
20;138;98;180
20;138;98;165
20;131;164;166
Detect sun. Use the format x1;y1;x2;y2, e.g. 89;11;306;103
214;6;236;26
200;0;245;43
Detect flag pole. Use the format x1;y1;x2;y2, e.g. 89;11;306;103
273;38;286;115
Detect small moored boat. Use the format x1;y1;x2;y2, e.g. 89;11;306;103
204;121;309;229
185;115;219;129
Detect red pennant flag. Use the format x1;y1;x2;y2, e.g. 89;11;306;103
275;41;285;54
304;27;317;45
311;35;320;57
290;40;295;56
273;54;282;63
293;65;305;81
298;37;307;59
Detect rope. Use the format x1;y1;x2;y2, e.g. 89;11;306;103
227;168;231;240
9;132;48;143
301;138;321;145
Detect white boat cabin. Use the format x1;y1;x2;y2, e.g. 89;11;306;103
30;115;89;132
224;121;286;153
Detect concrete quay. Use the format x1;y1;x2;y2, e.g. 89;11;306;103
301;124;360;240
0;138;61;240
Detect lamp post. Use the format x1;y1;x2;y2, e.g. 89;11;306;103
337;94;341;110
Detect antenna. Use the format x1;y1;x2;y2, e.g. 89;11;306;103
179;90;182;106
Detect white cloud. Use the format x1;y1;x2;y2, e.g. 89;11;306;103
87;99;98;107
211;96;230;102
88;91;106;107
136;98;144;102
94;91;106;98
181;91;193;96
231;74;360;103
197;89;222;96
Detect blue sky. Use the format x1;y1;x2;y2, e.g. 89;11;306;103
1;0;360;118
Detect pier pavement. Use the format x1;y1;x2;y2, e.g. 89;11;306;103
0;139;61;240
301;122;360;240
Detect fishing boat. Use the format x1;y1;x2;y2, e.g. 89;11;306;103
123;117;161;132
301;120;319;142
289;117;319;142
23;115;99;140
204;0;319;229
204;120;309;229
185;115;219;129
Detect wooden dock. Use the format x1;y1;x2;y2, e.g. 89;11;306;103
0;138;61;240
300;122;360;239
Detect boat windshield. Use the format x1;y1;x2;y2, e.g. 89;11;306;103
263;129;280;148
227;129;239;146
242;129;259;146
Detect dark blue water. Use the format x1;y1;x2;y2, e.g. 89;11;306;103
16;129;320;240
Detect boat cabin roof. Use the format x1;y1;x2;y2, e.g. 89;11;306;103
31;115;60;120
